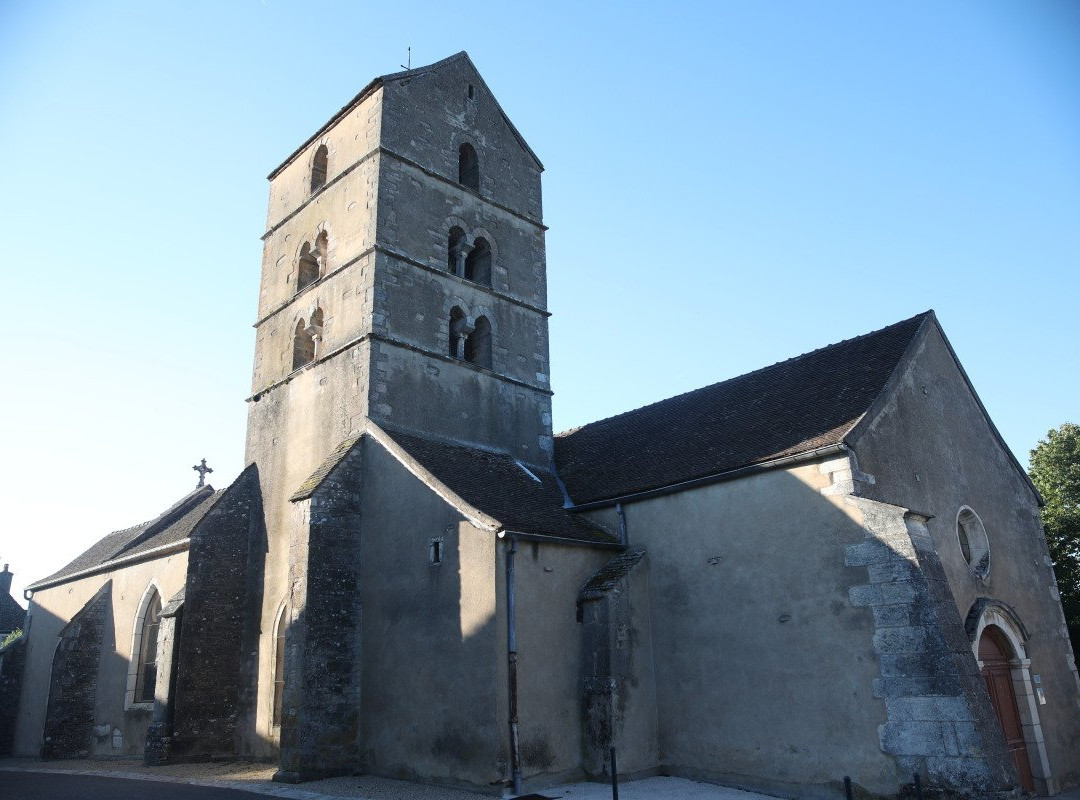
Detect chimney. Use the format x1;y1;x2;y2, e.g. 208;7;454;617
0;564;12;597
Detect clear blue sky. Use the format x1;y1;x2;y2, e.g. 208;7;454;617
2;1;1078;600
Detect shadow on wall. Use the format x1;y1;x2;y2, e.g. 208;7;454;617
611;466;1033;800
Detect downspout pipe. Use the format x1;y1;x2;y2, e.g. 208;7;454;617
615;502;628;546
506;536;523;795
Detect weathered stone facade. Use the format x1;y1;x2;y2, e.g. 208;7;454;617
0;634;26;756
42;583;111;759
169;466;265;760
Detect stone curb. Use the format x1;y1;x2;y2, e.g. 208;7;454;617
0;766;331;799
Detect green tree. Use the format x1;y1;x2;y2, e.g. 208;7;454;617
1029;423;1080;660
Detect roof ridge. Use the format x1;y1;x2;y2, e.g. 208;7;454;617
556;311;932;439
377;50;468;84
111;486;217;558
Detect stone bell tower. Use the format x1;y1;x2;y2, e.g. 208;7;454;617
246;51;552;481
242;52;553;749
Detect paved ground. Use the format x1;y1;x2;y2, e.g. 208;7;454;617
0;759;785;800
7;759;1080;799
0;770;283;800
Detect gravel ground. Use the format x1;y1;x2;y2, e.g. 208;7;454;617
0;758;784;800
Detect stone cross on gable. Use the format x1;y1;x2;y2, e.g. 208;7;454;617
192;458;213;488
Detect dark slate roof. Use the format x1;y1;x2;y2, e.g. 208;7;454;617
379;426;617;545
28;486;224;590
291;436;360;501
555;312;931;505
0;593;25;635
579;548;646;601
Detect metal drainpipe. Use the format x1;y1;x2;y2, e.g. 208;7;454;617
615;502;628;546
506;536;523;795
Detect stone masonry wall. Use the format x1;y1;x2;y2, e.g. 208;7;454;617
42;582;111;759
169;466;265;760
845;496;1017;798
277;443;363;780
579;547;657;780
0;636;27;755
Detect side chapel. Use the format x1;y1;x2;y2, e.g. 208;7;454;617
9;53;1080;799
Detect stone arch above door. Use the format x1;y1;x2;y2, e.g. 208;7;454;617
968;600;1054;795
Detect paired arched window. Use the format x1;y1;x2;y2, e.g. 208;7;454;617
465;238;492;287
465;316;492;369
310;145;328;194
296;232;328;293
448;308;492;369
297;242;319;292
448;227;466;276
292;309;322;371
458;143;479;190
272;604;287;727
449;306;467;359
134;589;162;704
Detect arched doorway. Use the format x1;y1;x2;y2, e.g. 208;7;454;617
978;626;1034;793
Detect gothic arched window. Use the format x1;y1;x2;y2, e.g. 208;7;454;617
458;143;479;191
134;589;162;704
297;242;319;292
466;316;492;369
272;604;287;727
310;144;328;194
465;238;492;287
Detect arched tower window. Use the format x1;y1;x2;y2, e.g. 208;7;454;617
448;227;466;276
272;604;287;727
458;143;479;190
297;242;319;292
315;230;328;273
465;238;492;287
449;306;467;359
310;144;328;194
134;589;162;704
466;316;492;369
293;318;315;370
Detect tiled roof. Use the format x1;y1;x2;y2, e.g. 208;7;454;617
580;548;646;601
555;312;931;505
291;436;361;501
378;426;617;545
0;593;24;635
28;486;224;590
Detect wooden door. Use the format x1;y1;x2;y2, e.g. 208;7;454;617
979;627;1034;793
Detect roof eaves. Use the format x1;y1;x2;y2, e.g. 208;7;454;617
567;443;850;511
26;539;191;593
267;77;385;180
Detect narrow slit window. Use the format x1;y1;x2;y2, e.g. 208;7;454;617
429;538;444;566
272;605;287;726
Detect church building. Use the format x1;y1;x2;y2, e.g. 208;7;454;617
9;53;1080;799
